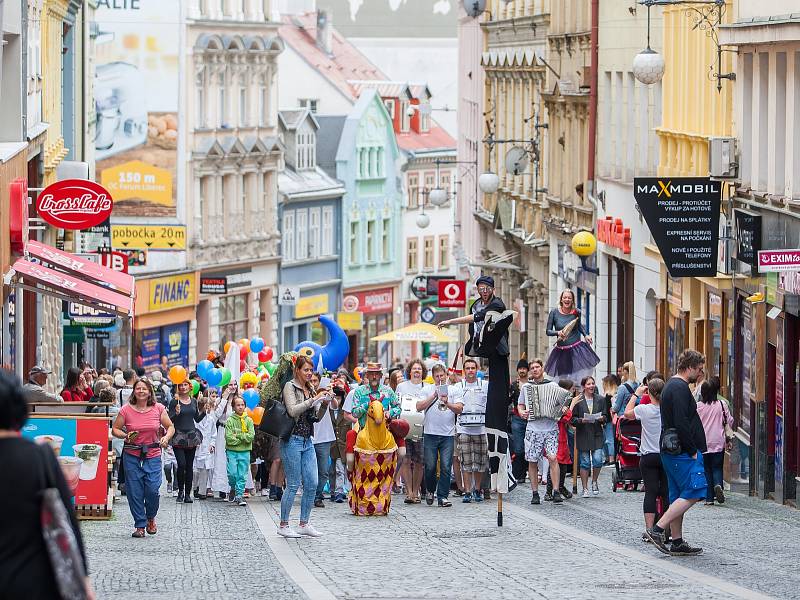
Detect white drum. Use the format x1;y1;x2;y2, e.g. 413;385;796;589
399;394;424;442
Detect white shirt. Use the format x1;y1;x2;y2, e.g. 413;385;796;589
342;387;358;413
395;380;433;399
449;379;488;435
313;409;336;444
423;384;457;437
634;404;662;455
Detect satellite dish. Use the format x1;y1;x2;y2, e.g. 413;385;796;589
462;0;486;18
505;146;529;176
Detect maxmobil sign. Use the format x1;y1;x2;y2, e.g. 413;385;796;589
438;280;466;308
36;179;114;230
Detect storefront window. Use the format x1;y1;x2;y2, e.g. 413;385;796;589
666;305;687;377
708;292;723;379
219;293;248;350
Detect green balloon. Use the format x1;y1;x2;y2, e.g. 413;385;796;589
219;367;232;386
191;380;200;397
265;362;277;376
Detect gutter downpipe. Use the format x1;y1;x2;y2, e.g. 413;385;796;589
587;0;601;362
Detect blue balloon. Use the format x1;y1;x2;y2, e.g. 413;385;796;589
197;360;214;379
243;388;260;410
206;368;223;387
249;336;265;353
476;371;485;380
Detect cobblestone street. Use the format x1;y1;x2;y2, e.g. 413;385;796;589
83;470;800;600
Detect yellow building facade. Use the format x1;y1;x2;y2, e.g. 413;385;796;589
652;3;735;378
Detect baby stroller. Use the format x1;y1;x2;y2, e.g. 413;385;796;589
611;417;642;492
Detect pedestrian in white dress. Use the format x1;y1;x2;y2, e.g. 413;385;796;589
210;384;254;499
193;395;217;499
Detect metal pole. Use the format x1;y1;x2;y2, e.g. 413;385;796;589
15;284;24;381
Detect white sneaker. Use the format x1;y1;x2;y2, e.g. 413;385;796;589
296;523;323;538
261;489;270;497
277;525;301;538
592;482;600;496
582;488;590;498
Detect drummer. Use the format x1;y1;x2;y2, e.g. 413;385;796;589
395;359;432;504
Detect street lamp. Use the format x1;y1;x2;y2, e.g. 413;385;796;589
478;172;499;194
416;212;431;229
428;187;448;206
632;0;665;85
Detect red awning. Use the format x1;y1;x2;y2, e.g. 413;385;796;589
9;259;134;317
25;239;134;296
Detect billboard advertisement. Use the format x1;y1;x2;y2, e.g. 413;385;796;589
94;1;179;218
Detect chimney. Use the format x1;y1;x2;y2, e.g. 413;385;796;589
316;9;332;55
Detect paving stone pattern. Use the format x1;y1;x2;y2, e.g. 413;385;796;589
82;492;306;600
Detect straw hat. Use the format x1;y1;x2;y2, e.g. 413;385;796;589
364;362;383;373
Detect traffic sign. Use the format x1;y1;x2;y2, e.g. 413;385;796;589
111;224;186;249
438;280;466;308
420;306;436;323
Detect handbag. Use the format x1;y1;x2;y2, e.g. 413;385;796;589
722;403;735;441
660;428;682;455
259;398;295;441
39;446;88;600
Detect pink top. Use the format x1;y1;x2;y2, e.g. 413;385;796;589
696;399;732;453
119;403;166;458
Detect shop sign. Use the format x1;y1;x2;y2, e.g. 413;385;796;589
437;280;466;308
420;306;436;323
596;216;631;254
112;224;186;249
148;273;196;312
116;248;147;267
68;302;115;326
86;330;110;340
76;219;111;254
9;178;28;254
278;285;299;306
337;311;363;330
96;250;129;273
295;294;329;319
36;179;114;230
667;276;683;308
757;249;800;273
410;275;428;299
200;276;227;294
634;177;721;277
345;288;394;314
734;209;761;266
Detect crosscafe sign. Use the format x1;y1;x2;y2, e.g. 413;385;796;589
37;179;113;230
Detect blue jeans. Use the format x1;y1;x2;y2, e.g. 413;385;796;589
226;450;250;498
510;416;528;479
603;422;615;461
423;434;454;500
579;448;605;470
703;451;724;501
279;435;318;523
314;441;333;500
122;452;161;528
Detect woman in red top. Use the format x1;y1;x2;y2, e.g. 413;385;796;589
61;367;90;402
112;378;174;538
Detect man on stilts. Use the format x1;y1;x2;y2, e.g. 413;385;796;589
439;275;515;525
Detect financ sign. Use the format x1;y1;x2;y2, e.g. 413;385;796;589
37;179;113;230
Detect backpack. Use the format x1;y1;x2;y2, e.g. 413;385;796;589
153;383;167;406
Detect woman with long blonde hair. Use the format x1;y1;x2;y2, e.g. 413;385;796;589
544;289;600;382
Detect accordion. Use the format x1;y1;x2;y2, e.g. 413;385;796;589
523;382;570;420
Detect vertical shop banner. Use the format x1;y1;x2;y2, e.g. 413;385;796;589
95;1;179;218
634;178;721;277
22;417;110;505
161;322;189;368
140;327;161;371
775;323;785;486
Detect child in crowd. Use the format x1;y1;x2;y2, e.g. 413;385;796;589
193;395;217;499
224;396;255;506
162;444;178;496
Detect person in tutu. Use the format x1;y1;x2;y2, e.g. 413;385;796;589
544;289;600;382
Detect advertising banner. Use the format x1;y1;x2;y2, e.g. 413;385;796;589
140;327;161;371
633;177;721;277
200;276;227;294
734;208;761;267
95;1;179;218
161;322;189;368
22;417;110;505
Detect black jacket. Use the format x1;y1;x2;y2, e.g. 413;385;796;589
570;393;608;452
660;377;707;456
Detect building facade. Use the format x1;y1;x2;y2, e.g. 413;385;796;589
278;109;344;351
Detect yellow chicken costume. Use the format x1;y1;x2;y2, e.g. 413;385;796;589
349;400;398;516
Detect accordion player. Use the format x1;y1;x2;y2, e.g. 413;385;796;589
520;380;572;421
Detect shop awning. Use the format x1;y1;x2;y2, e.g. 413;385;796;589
371;323;458;343
4;241;135;318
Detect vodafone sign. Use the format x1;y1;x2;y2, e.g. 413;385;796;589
438;279;466;308
37;179;113;230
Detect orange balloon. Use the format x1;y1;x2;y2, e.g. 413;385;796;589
353;367;362;383
168;365;187;385
224;341;233;354
239;338;250;353
249;406;265;426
